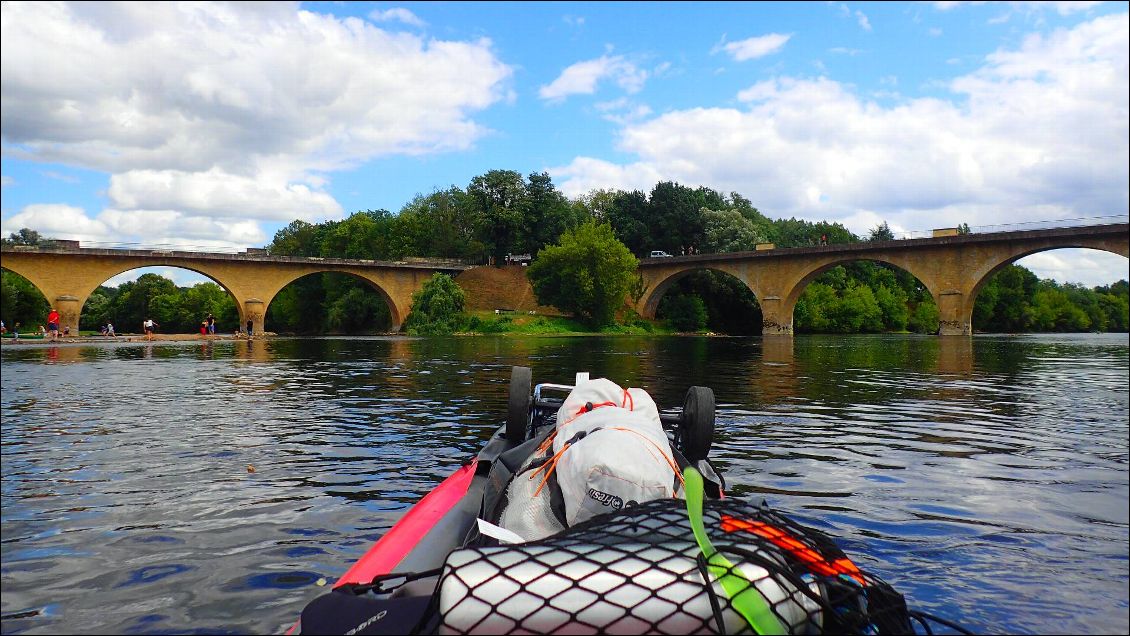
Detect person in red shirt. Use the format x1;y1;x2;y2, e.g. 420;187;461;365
46;308;61;341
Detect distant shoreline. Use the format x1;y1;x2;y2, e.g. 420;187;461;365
0;333;265;345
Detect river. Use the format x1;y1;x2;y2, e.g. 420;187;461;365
1;334;1127;634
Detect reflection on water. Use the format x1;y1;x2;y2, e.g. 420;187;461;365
1;334;1127;635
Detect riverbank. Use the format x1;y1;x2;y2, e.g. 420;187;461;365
0;332;268;345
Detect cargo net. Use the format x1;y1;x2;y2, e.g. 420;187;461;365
436;497;915;635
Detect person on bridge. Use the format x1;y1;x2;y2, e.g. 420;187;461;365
47;307;60;341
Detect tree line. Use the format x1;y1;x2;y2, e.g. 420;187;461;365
2;170;1127;335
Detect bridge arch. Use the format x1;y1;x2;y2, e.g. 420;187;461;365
79;266;244;335
644;266;764;334
263;269;398;334
640;263;759;318
781;257;938;334
0;258;252;336
0;267;50;333
967;244;1129;331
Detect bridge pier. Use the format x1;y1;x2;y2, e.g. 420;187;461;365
243;299;266;337
55;294;83;336
759;297;793;336
936;290;972;336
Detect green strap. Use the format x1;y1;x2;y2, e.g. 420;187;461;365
684;466;786;635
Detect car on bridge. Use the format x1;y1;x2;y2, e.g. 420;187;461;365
649;250;673;258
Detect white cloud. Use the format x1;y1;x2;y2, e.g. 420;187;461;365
539;55;648;101
1015;250;1129;287
107;169;343;222
855;10;872;31
368;7;426;28
594;98;653;125
551;12;1129;243
0;202;268;251
714;33;791;61
0;1;511;244
1;204;115;242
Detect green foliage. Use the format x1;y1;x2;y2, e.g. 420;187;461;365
701;208;765;253
404;273;467;335
907;299;940;334
660;270;762;335
468;169;528;267
973;266;1127;333
4;228;43;246
868;221;895;242
660;294;708;332
527;220;638;327
767;218;855;248
795;279;886;333
1;270;50;331
874;284;909;331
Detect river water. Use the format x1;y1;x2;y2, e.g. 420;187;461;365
1;334;1127;635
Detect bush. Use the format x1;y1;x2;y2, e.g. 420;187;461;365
404;273;466;335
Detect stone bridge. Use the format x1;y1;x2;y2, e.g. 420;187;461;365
635;223;1128;335
2;223;1126;336
0;246;471;335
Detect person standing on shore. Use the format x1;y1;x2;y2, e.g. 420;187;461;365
143;318;158;341
207;313;215;336
47;307;60;341
246;319;253;340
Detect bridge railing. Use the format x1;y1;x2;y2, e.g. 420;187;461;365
892;214;1129;240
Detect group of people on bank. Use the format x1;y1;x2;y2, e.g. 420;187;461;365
3;309;257;342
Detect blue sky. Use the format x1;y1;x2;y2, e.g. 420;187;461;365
2;1;1127;288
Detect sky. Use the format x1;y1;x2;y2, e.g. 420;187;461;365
1;1;1127;289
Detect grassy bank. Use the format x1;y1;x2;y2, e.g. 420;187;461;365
457;310;675;336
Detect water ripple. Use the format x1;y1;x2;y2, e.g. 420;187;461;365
2;334;1127;634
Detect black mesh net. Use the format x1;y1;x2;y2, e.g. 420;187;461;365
434;497;914;635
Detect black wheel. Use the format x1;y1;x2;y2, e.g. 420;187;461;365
680;386;715;461
507;366;532;444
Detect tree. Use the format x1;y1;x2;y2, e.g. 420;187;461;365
404;273;467;335
398;188;482;259
649;181;705;255
605;189;652;256
468;170;528;267
111;273;179;332
701;208;765;253
908;299;940;334
1;270;50;331
520;171;583;257
868;221;895;242
5;228;43;246
528;220;639;327
659;294;708;332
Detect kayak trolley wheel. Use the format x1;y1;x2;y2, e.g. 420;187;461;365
507;366;532;444
680;386;715;461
